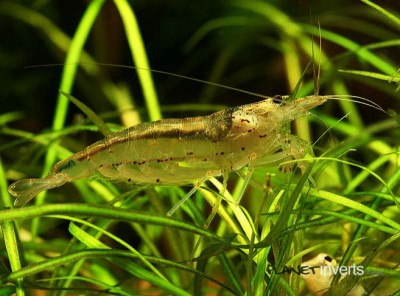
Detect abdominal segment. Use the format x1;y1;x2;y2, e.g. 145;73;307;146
84;137;233;186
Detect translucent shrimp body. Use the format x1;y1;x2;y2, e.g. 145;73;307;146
9;95;328;206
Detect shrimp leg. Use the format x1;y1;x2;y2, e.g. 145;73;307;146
166;175;210;217
203;171;230;229
190;172;230;258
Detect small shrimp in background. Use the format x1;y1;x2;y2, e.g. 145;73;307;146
301;253;369;296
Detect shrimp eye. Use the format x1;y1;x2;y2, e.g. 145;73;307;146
273;95;284;104
324;255;333;262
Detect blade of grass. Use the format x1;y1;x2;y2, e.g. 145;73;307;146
0;213;24;295
338;69;400;83
0;204;224;242
302;25;397;75
0;158;24;294
1;220;25;296
284;208;398;235
67;218;167;280
361;0;400;26
113;0;161;121
59;91;111;137
307;188;400;231
53;0;106;132
34;0;106;206
0;158;13;208
1;249;235;294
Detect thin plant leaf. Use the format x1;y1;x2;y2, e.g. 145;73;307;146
361;0;400;26
59;91;111;137
339;69;400;83
113;0;161;121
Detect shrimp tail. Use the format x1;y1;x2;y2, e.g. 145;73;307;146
8;174;68;207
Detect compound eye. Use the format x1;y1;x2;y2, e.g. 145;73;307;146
273;95;284;104
324;255;333;262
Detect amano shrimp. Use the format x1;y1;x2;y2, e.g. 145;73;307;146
9;94;337;207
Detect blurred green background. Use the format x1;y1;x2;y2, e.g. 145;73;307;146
1;1;399;129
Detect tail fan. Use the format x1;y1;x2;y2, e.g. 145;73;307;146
8;177;64;207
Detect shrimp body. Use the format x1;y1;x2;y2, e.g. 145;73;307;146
9;95;327;206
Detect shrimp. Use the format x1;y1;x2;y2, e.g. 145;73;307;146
7;94;337;207
301;253;368;296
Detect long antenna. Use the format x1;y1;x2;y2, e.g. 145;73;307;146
26;63;273;101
